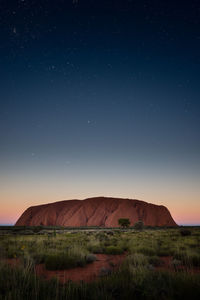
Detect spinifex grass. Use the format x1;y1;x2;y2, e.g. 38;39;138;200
0;227;200;299
0;259;200;300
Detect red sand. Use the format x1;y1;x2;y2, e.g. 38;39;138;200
35;253;126;283
156;256;200;274
4;254;200;284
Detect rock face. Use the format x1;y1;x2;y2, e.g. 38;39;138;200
15;197;177;227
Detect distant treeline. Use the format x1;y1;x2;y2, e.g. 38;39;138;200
0;225;199;232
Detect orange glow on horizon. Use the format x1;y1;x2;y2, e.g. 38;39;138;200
1;194;199;225
1;166;199;225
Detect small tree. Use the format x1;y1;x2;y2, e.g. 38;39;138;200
134;220;144;231
118;218;131;228
180;228;191;236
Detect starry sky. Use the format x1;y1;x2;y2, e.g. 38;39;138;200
0;0;200;225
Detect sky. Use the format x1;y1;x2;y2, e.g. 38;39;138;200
0;0;200;225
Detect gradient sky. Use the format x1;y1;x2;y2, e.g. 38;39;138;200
0;0;200;225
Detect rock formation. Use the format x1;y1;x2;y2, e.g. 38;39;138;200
15;197;177;227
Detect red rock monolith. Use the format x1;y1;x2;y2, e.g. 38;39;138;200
15;197;177;227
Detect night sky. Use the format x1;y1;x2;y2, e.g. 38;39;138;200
0;0;200;225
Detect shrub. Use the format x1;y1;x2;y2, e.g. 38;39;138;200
126;253;148;267
103;237;118;247
118;240;129;251
106;231;114;236
88;244;104;254
171;259;182;270
45;252;86;270
33;226;43;234
96;232;108;241
173;251;185;262
118;218;131;228
187;253;200;267
134;220;144;231
157;247;173;257
86;254;97;263
173;252;200;267
180;229;192;236
148;256;164;267
32;253;46;264
1;261;200;300
137;246;156;256
1;228;200;300
105;246;124;255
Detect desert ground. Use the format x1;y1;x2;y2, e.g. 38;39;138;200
0;226;200;300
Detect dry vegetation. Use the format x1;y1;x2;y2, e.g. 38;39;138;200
0;226;200;299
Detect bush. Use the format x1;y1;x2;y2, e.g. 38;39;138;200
157;247;173;257
105;246;124;255
88;244;104;254
171;259;182;270
96;232;108;241
148;256;164;267
134;220;144;231
180;229;192;236
32;252;46;264
187;253;200;267
137;246;156;256
1;261;200;300
118;218;131;228
45;252;86;270
173;251;186;262
106;231;114;236
126;253;148;267
173;252;200;267
33;226;43;234
86;254;97;263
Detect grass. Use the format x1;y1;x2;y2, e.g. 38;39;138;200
0;260;200;300
0;227;200;299
148;256;164;267
45;252;86;270
105;246;124;255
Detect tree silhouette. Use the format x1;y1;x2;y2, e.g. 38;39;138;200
118;218;131;228
134;220;144;230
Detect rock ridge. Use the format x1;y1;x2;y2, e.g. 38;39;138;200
15;196;177;227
